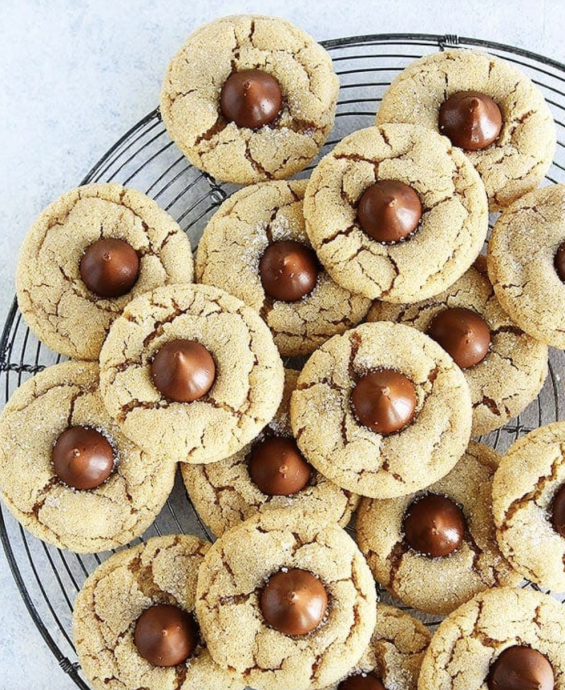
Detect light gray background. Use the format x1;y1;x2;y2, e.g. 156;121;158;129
1;1;565;688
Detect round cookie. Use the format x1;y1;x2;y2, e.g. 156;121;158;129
0;361;175;553
16;183;193;360
100;283;284;464
493;422;565;592
488;184;565;349
376;50;556;211
195;509;377;690
321;604;431;690
160;15;339;185
367;261;548;437
196;180;371;357
418;587;565;690
290;321;473;499
357;442;521;616
181;369;359;536
73;534;244;690
303;123;488;302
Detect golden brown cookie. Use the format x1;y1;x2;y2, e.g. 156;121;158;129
376;50;556;210
160;15;339;185
196;180;370;357
367;262;548;437
99;284;284;465
357;442;520;616
73;535;244;690
0;361;175;553
181;369;359;536
16;183;193;360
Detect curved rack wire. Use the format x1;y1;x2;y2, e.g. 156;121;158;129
2;33;565;689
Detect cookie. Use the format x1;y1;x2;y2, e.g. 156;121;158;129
181;369;359;536
195;510;377;690
160;15;339;185
321;604;431;690
0;361;175;553
357;442;520;616
418;587;565;690
492;422;565;592
488;184;565;349
16;183;193;360
303;123;488;302
73;534;244;690
290;321;472;499
99;283;284;465
196;180;371;357
376;50;556;211
367;261;548;437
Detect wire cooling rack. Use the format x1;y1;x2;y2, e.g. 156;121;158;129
2;32;565;689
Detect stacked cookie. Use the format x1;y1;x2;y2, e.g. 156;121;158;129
2;13;565;690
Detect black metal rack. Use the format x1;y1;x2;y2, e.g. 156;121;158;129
2;33;565;689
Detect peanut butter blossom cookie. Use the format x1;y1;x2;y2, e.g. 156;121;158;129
303;123;488;302
493;422;565;592
195;510;376;690
357;442;520;616
368;260;548;437
196;180;370;357
321;604;431;690
182;369;359;536
73;535;244;690
418;587;565;690
488;184;565;349
0;361;175;553
290;321;472;499
160;15;339;185
376;50;556;210
100;283;284;464
16;183;193;360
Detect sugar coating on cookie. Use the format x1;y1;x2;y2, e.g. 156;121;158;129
493;422;565;592
488;184;565;349
321;603;431;690
368;262;548;437
182;369;359;536
357;442;520;615
196;180;371;357
99;283;284;464
195;510;376;690
303;124;488;302
376;50;556;210
160;15;339;185
16;183;193;360
0;361;176;553
418;587;565;690
73;535;244;690
290;322;472;499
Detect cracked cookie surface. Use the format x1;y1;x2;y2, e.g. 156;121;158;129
16;183;193;360
303;123;488;302
181;369;359;537
488;184;565;349
73;534;244;690
492;422;565;592
195;509;376;690
368;261;548;437
357;442;521;616
376;50;556;211
290;322;473;499
160;15;339;185
417;587;565;690
0;361;176;553
321;603;431;690
196;180;370;357
99;284;284;464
